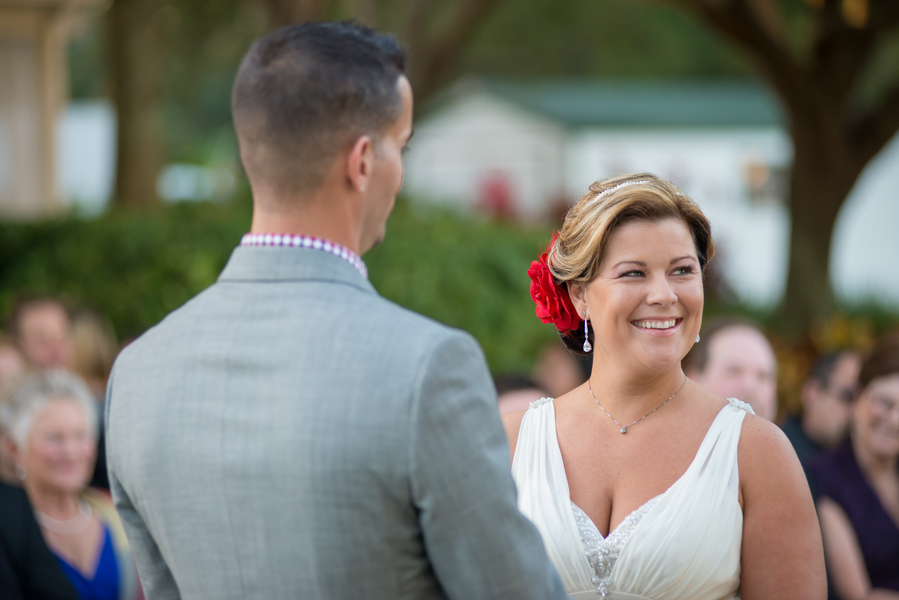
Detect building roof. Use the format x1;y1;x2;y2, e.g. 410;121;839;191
431;78;786;128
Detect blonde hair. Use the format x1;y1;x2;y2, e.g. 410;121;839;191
0;369;98;450
70;308;119;385
549;173;715;285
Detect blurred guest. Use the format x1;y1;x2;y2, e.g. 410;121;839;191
70;308;119;491
809;334;899;598
6;296;73;369
783;350;861;468
1;479;79;599
0;334;25;385
685;317;778;421
0;335;26;483
70;308;119;402
532;342;590;399
0;370;139;600
495;374;548;415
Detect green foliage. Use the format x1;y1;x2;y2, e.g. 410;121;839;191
0;199;559;374
0;202;251;340
367;201;558;374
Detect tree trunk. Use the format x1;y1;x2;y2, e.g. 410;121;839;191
109;0;165;210
780;133;859;335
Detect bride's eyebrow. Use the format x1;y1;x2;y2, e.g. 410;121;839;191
612;261;647;269
670;256;696;264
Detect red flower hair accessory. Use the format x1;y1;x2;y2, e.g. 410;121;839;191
528;234;581;333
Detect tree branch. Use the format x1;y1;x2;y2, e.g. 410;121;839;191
410;0;505;99
343;0;379;28
401;0;432;53
809;0;876;102
854;81;899;167
250;0;332;26
665;0;809;117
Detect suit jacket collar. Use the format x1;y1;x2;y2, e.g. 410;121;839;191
218;246;376;296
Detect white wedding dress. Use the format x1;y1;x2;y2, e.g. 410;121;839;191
512;397;753;600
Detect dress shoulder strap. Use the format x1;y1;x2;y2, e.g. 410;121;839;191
726;397;755;415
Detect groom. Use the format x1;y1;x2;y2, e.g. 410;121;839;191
105;21;566;599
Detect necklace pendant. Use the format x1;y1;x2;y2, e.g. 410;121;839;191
620;426;627;434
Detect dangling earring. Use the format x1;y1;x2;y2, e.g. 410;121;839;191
582;312;592;353
14;464;26;480
695;334;701;344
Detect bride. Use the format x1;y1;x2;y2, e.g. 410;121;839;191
504;173;825;599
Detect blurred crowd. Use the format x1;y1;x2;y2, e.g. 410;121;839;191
497;317;899;599
0;296;140;600
0;294;896;599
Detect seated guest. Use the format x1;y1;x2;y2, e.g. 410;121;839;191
0;371;139;600
70;308;119;402
809;334;899;598
782;350;860;469
0;480;79;599
0;334;26;483
0;333;25;386
532;341;591;399
684;317;779;421
70;307;120;491
495;374;548;415
5;296;73;370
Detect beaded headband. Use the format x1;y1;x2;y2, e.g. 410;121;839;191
586;179;650;207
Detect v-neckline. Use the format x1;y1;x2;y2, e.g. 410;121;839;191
556;400;731;538
56;523;109;580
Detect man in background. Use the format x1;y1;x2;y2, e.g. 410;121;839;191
782;350;860;468
5;296;73;370
685;317;779;421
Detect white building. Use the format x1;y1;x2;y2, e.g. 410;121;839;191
403;78;899;309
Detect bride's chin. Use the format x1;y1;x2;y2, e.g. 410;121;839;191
629;348;685;372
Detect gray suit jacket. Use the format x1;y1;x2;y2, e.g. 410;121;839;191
106;246;566;600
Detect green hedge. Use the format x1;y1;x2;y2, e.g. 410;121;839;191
0;199;559;375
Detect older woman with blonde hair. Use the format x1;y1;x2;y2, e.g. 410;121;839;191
504;173;825;599
0;370;139;600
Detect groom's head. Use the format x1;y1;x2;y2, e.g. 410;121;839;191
232;22;408;208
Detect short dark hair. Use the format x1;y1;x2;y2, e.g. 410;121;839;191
232;21;406;199
858;331;899;391
682;316;764;373
807;352;849;388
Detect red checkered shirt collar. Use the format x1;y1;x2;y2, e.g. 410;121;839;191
240;233;368;279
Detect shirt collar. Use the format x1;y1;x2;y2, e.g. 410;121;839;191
240;233;368;279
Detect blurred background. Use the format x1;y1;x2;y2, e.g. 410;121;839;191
1;0;898;413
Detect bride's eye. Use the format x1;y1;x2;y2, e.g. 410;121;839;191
672;265;696;275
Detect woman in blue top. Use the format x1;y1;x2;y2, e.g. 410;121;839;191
1;370;139;600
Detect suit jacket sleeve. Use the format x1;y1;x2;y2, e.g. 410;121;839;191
106;367;181;600
409;331;567;599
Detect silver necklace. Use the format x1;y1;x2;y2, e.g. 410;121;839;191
588;376;687;434
35;499;92;536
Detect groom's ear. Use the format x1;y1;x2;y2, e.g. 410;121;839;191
345;135;374;193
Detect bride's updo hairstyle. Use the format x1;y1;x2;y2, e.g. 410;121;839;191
547;172;715;355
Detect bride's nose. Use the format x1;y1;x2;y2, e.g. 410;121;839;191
646;274;677;306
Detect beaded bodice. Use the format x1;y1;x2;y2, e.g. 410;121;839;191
572;498;661;597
